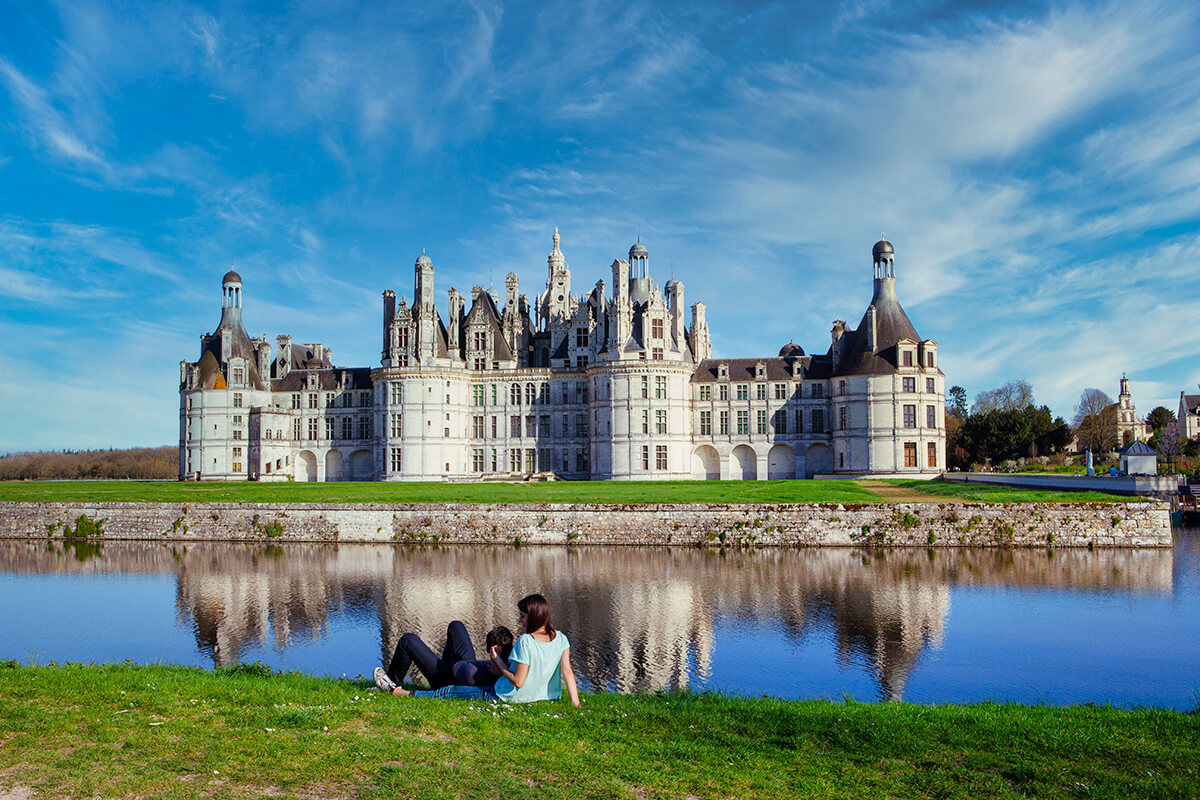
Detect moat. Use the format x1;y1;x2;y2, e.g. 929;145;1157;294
3;533;1198;709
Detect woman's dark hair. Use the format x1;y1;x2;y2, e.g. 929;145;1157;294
486;626;515;661
518;593;556;640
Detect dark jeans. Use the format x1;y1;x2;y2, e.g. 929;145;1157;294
386;620;496;689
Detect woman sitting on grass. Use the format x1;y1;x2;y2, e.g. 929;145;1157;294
374;593;580;707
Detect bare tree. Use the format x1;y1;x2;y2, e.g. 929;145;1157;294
971;380;1035;415
1073;388;1116;453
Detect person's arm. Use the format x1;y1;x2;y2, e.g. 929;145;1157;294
559;648;580;707
490;645;530;688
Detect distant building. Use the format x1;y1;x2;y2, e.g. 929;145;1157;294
179;234;945;481
1112;374;1149;448
1119;440;1157;476
1177;391;1200;441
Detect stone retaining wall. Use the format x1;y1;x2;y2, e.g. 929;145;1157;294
0;501;1172;548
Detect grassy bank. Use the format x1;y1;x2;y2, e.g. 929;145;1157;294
0;479;1131;505
0;663;1194;799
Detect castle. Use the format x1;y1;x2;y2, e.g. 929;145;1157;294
179;233;945;481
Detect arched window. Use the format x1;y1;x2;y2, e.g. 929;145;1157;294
540;382;550;404
510;383;521;405
525;383;536;405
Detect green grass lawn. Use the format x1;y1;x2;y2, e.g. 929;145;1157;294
884;479;1147;504
0;663;1194;799
0;479;1133;504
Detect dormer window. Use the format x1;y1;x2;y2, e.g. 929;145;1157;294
651;319;664;339
755;362;765;379
902;350;913;367
718;363;729;380
232;366;244;385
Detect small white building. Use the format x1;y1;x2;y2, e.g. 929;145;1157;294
1119;440;1157;476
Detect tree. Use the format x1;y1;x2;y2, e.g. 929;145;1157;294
971;380;1034;415
1146;406;1176;436
947;386;968;421
1073;388;1116;453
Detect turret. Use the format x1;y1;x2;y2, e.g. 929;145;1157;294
448;288;464;359
629;240;650;304
219;269;243;331
689;301;710;362
414;252;437;362
382;289;396;361
666;278;685;349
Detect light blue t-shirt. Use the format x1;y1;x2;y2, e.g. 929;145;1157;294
494;632;571;703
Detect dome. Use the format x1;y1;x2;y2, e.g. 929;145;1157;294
872;238;894;257
222;269;242;285
416;252;433;268
778;341;805;358
629;240;648;258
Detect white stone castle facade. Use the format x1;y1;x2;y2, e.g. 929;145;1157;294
179;233;945;481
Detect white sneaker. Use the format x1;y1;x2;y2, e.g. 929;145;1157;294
373;667;397;693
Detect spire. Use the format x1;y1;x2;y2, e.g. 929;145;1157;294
552;226;560;252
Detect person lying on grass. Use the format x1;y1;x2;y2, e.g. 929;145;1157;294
375;593;580;707
376;620;513;691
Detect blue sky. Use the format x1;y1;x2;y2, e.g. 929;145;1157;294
2;0;1199;452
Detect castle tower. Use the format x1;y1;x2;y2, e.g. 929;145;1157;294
414;252;437;362
629;240;650;303
543;227;572;325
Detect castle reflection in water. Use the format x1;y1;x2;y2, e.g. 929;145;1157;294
3;541;1174;701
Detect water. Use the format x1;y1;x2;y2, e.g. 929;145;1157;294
3;533;1199;708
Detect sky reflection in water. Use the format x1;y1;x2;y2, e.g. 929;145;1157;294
2;534;1198;708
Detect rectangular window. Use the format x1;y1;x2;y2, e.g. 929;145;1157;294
561;448;568;471
562;414;570;437
839;406;847;431
641;410;649;434
359;391;370;407
926;378;935;393
577;414;589;436
232;461;241;472
756;384;767;400
576;382;588;404
839;380;847;396
472;385;484;406
471;448;484;472
655;410;667;435
795;410;803;433
509;449;521;472
641;445;649;470
561;384;570;404
700;410;712;435
812;409;824;433
472;415;484;438
510;416;521;438
359;416;371;438
774;383;787;400
903;350;913;367
737;409;749;434
576;355;588;369
232;446;242;458
392;448;403;472
756;409;767;434
293;418;301;440
291;394;300;409
926;406;936;428
812;383;824;398
491;449;498;472
720;410;729;435
775;410;788;434
576;450;588;473
490;416;498;438
736;384;749;400
641;376;649;398
927;442;938;468
903;377;915;392
526;416;536;437
655;376;667;399
903;405;917;428
233;393;243;408
904;441;918;467
308;418;318;439
326;392;335;407
491;384;498;405
656;445;668;471
700;385;711;401
539;449;550;471
719;384;729;401
652;347;663;361
342;417;353;439
539;415;550;436
392;383;404;404
651;318;663;339
309;394;318;409
232;367;244;385
526;449;536;472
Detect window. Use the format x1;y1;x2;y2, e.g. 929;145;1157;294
700;385;711;401
642;410;649;434
926;378;935;393
655;376;667;399
737;409;749;434
359;416;370;438
292;394;301;409
656;445;668;471
903;377;916;393
308;393;317;409
655;410;667;435
651;318;663;339
539;449;550;471
926;405;936;428
774;410;788;434
576;327;589;348
526;416;536;437
774;383;787;400
756;384;767;400
472;386;484;406
561;448;568;471
756;409;767;434
576;355;589;369
641;445;650;470
904;442;918;467
491;449;498;472
526;384;536;405
795;410;803;433
576;382;587;404
576;450;589;473
359;391;370;407
322;417;332;439
839;380;847;396
539;382;550;404
491;384;498;405
232;367;244;385
700;410;712;435
511;383;521;405
509;449;521;472
812;383;824;398
232;415;242;424
839;406;847;430
307;418;318;439
392;448;403;472
491;416;498;438
472;449;484;472
812;409;824;433
293;418;301;440
472;415;484;438
533;415;545;436
561;384;570;404
903;405;917;428
233;392;243;408
719;384;729;401
651;347;663;361
903;350;913;367
641;376;649;398
927;442;938;468
577;414;589;436
720;410;729;435
473;330;487;351
927;351;935;367
510;416;521;438
232;461;241;472
342;417;353;439
562;414;571;437
232;447;242;458
737;384;749;400
326;392;335;407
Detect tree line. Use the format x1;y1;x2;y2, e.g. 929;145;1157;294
0;447;178;480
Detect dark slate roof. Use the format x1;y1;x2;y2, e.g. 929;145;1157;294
1120;440;1156;456
271;366;373;392
223;269;242;284
831;278;923;377
691;357;805;383
779;341;805;357
1182;394;1200;414
199;308;267;390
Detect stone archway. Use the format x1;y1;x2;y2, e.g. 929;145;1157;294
325;450;344;482
731;445;757;480
691;445;721;480
296;450;318;482
349;449;374;481
767;444;795;479
804;444;833;478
